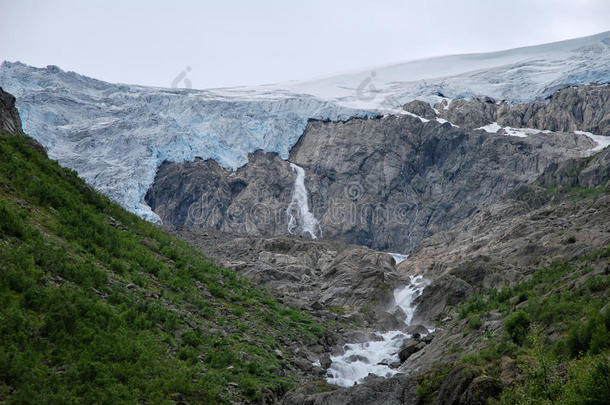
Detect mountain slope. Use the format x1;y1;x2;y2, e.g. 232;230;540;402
0;90;331;404
1;31;609;222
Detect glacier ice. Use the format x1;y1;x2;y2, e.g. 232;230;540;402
0;62;374;221
1;31;609;221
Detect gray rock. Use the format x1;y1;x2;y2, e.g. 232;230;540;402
433;365;479;405
402;100;437;119
436;84;610;135
406;324;429;337
281;374;418;405
398;339;425;362
319;353;332;370
0;87;23;136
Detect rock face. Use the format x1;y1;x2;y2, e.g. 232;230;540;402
148;111;594;252
388;148;610;378
537;146;610;187
436;84;610;135
0;87;23;135
402;100;437;120
146;150;296;236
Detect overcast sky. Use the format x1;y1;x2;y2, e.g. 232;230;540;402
2;0;609;89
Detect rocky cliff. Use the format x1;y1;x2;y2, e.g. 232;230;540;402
0;87;23;136
147;89;600;252
433;84;610;134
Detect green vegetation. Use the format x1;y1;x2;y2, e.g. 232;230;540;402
419;247;610;404
0;134;329;403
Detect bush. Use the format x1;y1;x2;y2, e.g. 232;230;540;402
504;311;530;345
566;309;610;357
0;201;27;238
468;315;482;330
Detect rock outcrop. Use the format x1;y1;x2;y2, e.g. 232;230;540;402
436;84;610;135
281;374;418;405
146;150;296;236
0;87;23;136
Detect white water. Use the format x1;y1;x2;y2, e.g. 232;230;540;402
326;275;427;387
389;253;409;265
286;163;322;239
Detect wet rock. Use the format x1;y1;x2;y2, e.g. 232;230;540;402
406;324;429;337
412;275;473;324
281;374;418;405
398;339;425;362
345;354;369;364
319;353;332;370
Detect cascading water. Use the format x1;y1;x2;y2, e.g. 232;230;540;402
326;275;428;387
286;163;322;239
389;253;409;265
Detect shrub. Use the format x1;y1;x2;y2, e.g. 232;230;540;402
566;309;610;357
468;315;483;330
0;201;27;238
504;311;530;345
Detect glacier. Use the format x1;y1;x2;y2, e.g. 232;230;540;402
1;31;609;221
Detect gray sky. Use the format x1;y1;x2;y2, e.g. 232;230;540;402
2;0;609;89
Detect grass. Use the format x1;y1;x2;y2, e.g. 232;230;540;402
0;133;329;403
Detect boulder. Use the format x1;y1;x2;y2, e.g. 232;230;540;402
433;365;480;405
402;100;437;120
398;339;425;362
460;375;502;405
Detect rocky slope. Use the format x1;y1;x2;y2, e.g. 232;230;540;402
271;127;610;405
0;87;345;403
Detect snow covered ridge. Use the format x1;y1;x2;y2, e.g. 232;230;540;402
1;31;610;220
287;31;610;109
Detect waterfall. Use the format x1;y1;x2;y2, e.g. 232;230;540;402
389;253;409;265
286;163;322;239
325;275;429;387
